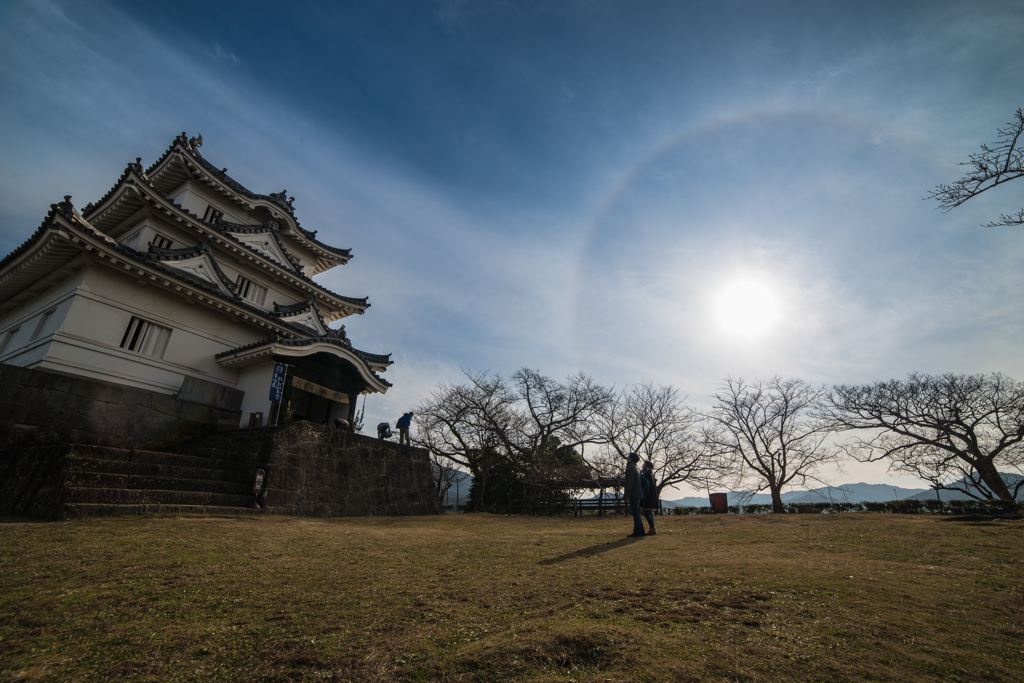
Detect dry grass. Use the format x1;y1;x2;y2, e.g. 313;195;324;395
0;512;1021;682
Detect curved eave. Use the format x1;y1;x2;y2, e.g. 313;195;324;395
141;135;351;274
1;207;350;342
216;340;391;394
84;173;369;319
0;208;86;316
175;151;352;270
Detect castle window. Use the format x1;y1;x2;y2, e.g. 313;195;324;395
30;308;55;340
235;275;267;306
0;327;20;355
120;316;171;359
151;234;172;250
203;205;223;223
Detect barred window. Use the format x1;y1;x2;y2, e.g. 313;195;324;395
0;327;20;355
119;316;171;359
30;308;55;340
150;234;172;250
235;275;267;306
203;205;223;223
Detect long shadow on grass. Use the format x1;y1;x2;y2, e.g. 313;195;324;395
539;537;641;565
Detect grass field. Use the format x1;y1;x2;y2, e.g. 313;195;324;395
1;512;1021;682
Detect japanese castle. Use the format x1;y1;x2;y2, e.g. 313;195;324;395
0;133;391;429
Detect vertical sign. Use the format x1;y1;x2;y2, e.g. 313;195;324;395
269;362;287;402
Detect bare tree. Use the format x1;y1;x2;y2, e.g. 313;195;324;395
413;371;513;511
428;450;463;507
927;107;1024;227
413;368;612;510
826;373;1024;502
593;382;706;504
702;376;838;513
503;367;613;478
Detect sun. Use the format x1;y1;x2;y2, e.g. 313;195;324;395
713;277;782;341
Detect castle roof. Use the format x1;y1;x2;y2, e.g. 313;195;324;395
0;167;391;392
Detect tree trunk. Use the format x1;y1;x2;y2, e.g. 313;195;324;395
974;458;1013;502
770;484;785;514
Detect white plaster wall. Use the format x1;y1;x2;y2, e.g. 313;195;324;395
235;362;279;427
14;264;275;395
0;272;83;364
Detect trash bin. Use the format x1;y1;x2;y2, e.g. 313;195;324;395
709;492;728;513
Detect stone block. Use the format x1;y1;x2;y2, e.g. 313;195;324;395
69;377;99;398
49;374;75;393
150;393;179;417
91;383;124;404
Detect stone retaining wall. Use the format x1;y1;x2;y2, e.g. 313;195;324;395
261;422;441;516
0;365;441;518
0;363;240;449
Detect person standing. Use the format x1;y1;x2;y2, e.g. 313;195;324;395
624;452;645;537
641;460;658;535
396;411;414;446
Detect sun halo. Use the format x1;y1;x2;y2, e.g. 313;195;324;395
713;277;783;342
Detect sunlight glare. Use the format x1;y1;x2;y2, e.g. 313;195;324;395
714;277;782;341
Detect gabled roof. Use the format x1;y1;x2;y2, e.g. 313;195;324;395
140;133;353;274
1;140;394;397
1;198;389;366
79;163;369;320
217;217;307;274
145;241;239;299
272;297;334;337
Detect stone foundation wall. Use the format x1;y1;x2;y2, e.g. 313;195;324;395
0;365;441;518
261;422;441;516
0;363;240;449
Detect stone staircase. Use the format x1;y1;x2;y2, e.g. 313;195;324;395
4;421;442;519
58;429;275;518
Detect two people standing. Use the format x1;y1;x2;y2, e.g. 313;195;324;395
624;452;658;538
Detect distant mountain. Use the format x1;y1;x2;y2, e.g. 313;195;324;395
906;473;1024;501
785;483;928;504
663;473;1023;507
437;471;1021;510
663;483;927;508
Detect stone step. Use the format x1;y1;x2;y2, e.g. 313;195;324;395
169;428;277;449
63;486;253;507
68;446;251;473
66;456;253;484
167;446;258;461
62;503;270;518
64;469;251;495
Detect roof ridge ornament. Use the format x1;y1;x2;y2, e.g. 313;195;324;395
129;157;148;181
269;190;295;209
55;195;76;220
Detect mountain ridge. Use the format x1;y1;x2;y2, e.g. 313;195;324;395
664;474;1023;507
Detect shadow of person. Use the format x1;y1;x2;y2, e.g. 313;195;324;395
539;537;640;566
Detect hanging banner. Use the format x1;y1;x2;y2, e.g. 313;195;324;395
269;362;287;402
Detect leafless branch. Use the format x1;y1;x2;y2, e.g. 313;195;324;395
927;108;1024;226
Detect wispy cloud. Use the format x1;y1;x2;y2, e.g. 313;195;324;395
1;0;1022;493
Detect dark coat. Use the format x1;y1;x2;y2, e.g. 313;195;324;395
642;468;658;509
624;461;643;500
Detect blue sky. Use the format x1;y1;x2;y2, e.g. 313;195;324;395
2;0;1023;492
